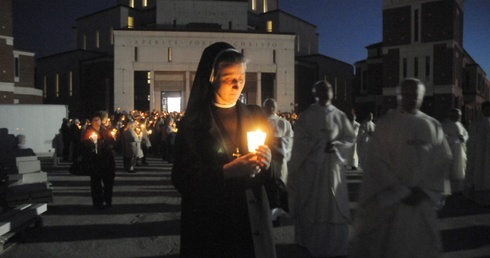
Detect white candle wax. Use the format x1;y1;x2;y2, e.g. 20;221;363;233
247;130;266;153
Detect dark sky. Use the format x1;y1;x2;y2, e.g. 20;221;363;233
12;0;490;73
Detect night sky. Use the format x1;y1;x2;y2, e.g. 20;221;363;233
12;0;490;74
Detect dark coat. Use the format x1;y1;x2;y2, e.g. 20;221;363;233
172;102;277;258
81;126;115;176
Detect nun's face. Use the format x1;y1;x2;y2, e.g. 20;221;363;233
213;63;246;105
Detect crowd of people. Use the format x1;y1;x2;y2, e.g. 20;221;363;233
56;109;185;168
54;41;490;257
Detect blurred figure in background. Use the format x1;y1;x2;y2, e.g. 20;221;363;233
287;80;355;257
350;78;451;257
357;112;375;169
345;113;360;170
122;120;140;173
441;108;468;195
263;98;293;227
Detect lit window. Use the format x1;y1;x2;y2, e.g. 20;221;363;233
96;30;100;48
252;0;256;10
142;0;147;7
147;71;151;84
128;17;134;29
267;21;273;32
130;0;134;8
263;0;268;12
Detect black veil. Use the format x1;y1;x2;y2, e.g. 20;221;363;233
180;42;236;129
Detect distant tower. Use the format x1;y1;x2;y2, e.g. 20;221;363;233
381;0;464;119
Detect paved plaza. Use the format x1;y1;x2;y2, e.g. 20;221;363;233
1;156;490;258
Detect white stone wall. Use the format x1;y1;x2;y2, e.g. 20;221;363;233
114;30;295;112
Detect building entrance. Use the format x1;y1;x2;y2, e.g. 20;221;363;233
161;91;181;112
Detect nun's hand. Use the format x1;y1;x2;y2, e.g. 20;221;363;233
223;153;261;179
255;144;271;170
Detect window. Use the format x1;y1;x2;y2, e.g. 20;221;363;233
414;9;419;42
55;74;59;97
147;72;151;84
425;56;431;80
83;35;87;50
69;71;73;96
414;57;418;78
14;57;19;78
168;48;172;62
403;58;407;78
263;0;268;12
273;50;276;64
96;30;100;48
110;27;114;45
130;0;134;8
252;0;256;11
267;21;273;32
296;35;300;53
134;47;138;61
43;76;47;98
128;17;134;29
142;0;147;7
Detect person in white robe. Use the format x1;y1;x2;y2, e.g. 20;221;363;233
287;80;355;257
357;112;375;169
345;114;360;170
441;108;468;194
464;101;490;206
350;78;452;258
263;98;294;226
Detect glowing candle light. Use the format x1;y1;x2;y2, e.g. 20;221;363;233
90;132;98;154
111;129;117;139
247;129;266;153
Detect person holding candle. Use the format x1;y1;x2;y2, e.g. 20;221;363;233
81;111;116;210
287;80;356;257
122;120;140;173
171;42;277;257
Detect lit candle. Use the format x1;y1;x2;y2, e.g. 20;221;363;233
90;132;98;154
247;129;266;153
90;132;98;143
111;129;117;139
148;130;152;135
